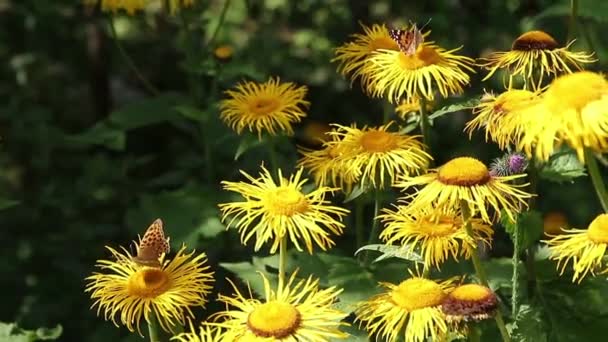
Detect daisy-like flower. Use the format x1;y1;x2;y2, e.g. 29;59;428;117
219;78;309;139
395;157;532;223
212;271;349;341
356;275;456;342
84;0;195;14
330;122;432;189
85;246;214;334
378;207;493;269
172;324;227;342
333;23;400;92
515;71;608;162
465;89;539;149
545;213;608;282
395;97;434;120
297;131;360;191
479;30;595;89
441;284;498;325
219;166;349;253
363;31;475;103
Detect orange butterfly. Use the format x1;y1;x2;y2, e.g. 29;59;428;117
389;20;431;56
131;218;170;267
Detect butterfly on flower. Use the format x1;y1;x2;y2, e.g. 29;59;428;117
131;218;170;268
389;20;431;56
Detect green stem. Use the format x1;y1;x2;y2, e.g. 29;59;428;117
355;198;364;248
567;0;579;42
585;148;608;212
525;160;539;298
107;16;158;95
461;201;511;342
468;326;481;342
266;136;279;173
278;236;287;290
206;0;232;47
147;312;161;342
511;221;520;316
419;96;431;151
365;190;382;265
382;101;393;124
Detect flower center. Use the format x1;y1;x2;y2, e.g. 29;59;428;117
250;97;280;116
127;267;170;298
370;36;399;51
247;301;301;338
214;45;233;60
391;278;446;311
586;214;608;244
449;284;492;301
397;46;442;70
437;157;490;186
359;130;398;152
442;284;497;322
422;215;459;237
544;72;607;113
511;30;559;51
493;90;537;114
265;187;309;216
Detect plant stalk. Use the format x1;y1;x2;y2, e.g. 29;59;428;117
567;0;579;42
585;148;608;212
419;96;431;151
364;190;382;265
511;220;521;316
278;236;287;290
147;312;161;342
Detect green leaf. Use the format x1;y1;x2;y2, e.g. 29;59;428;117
107;93;186;130
343;183;368;203
501;210;543;250
510;305;547;342
0;322;62;342
175;105;211;123
234;134;263;160
533;0;608;23
539;149;586;183
428;98;480;121
0;198;19;210
355;244;423;264
63;122;126;151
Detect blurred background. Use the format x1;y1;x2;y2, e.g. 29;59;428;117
1;0;607;341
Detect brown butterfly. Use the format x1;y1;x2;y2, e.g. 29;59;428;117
131;218;170;267
389;20;431;56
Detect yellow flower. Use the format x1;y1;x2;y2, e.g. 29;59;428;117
356;275;456;342
363;35;475;103
212;271;349;341
219;166;349;253
479;30;595;89
84;0;194;14
545;213;608;282
331;122;432;189
220;78;309;138
515;71;608;162
441;284;498;324
378;207;493;269
333;23;400;92
297;130;360;191
395;157;532;223
85;246;214;334
465;89;539;149
172;324;226;342
214;45;234;61
395;97;434;120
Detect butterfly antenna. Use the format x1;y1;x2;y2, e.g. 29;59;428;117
420;18;432;31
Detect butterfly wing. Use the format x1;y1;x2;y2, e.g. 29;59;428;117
132;218;170;267
389;24;425;56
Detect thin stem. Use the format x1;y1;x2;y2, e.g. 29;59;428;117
567;0;579;42
468;326;481;342
525;160;539;298
419;96;431;151
355;198;364;248
147;312;161;342
382;101;393;124
365;190;382;265
207;0;232;47
107;16;159;95
278;236;287;290
460;200;511;342
511;220;521;316
266;136;279;173
585;148;608;212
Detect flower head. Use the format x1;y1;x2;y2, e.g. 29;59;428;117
441;284;498;324
330;122;431;189
515;71;608;162
212;272;348;341
489;152;529;177
356;275;456;342
545;214;608;282
219;166;349;253
465;89;539;149
362;32;475;103
479;30;595;89
172;324;227;342
396;157;532;223
220;78;309;139
214;45;234;61
333;23;400;92
379;207;493;269
85;246;214;334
